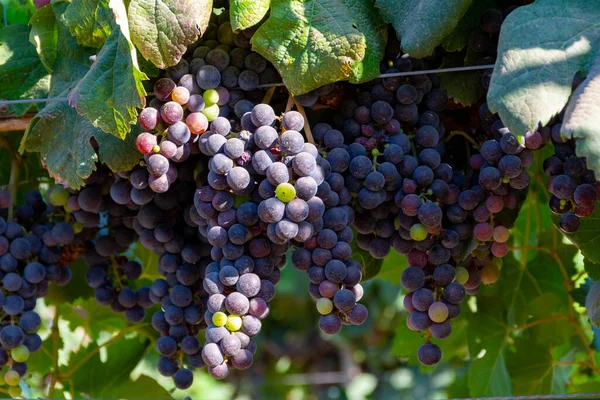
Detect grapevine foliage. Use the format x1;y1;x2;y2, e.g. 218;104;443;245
1;0;600;398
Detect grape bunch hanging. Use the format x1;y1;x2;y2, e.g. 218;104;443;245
9;1;600;394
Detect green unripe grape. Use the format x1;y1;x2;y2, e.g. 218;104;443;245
212;311;228;327
203;89;220;106
276;183;296;203
11;345;29;363
8;385;21;398
481;263;500;285
47;185;70;206
316;298;333;315
455;266;469;284
201;104;220;122
234;195;250;209
217;22;235;47
410;224;428;241
428;301;449;323
225;315;242;331
4;370;19;386
73;222;84;234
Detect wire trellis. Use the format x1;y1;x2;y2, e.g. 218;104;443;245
0;64;495;108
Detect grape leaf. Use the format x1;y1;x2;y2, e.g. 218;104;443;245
467;300;512;397
506;338;564;395
0;24;51;116
29;4;59;71
46;258;93;304
376;251;407;284
439;51;485;106
562;51;600;178
375;0;472;58
128;0;213;69
552;207;600;265
230;0;270;32
343;0;387;84
60;297;125;340
68;16;147;139
252;0;366;95
21;92;141;188
64;0;113;48
440;0;498;52
68;337;171;399
487;0;600;136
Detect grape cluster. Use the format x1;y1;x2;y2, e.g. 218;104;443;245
0;189;75;397
319;47;539;364
544;121;599;233
135;8;281;194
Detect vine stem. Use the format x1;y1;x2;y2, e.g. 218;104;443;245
445;130;480;150
506;314;568;332
0;136;21;221
291;97;314;145
261;86;276;104
61;323;148;379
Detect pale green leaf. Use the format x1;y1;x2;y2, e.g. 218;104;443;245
375;0;472;58
128;0;213;69
29;4;59;71
562;51;600;178
230;0;270;32
252;0;366;95
64;0;112;48
487;0;600;135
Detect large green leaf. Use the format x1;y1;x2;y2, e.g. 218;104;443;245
375;0;472;58
376;250;408;284
343;0;388;84
128;0;213;69
60;297;126;340
506;338;565;395
68;337;171;399
64;0;113;48
0;24;50;116
69;15;147;139
562;51;600;178
230;0;270;32
29;4;59;71
21;93;141;188
467;300;512;397
487;0;600;136
252;0;367;95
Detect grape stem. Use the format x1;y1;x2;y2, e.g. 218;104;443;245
291;97;315;145
285;95;294;113
261;86;276;104
446;130;480;150
0;135;22;221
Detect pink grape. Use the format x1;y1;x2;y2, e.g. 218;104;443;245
474;222;493;242
492;226;510;243
186;112;209;135
491;242;508;257
136;132;158;155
